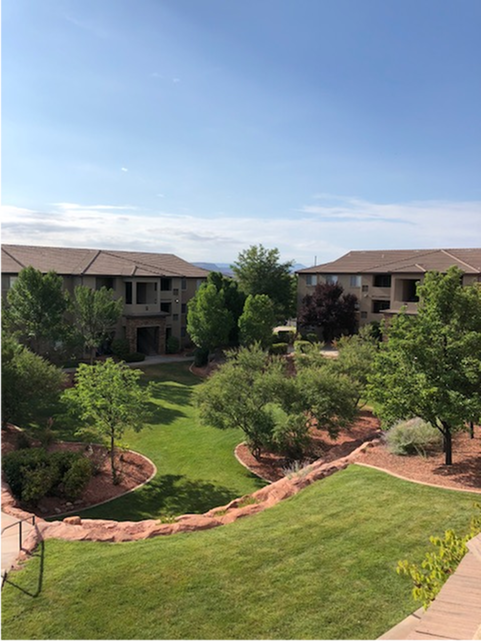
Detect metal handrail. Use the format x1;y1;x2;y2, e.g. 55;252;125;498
1;515;36;551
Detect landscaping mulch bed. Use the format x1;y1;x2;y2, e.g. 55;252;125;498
236;410;382;482
355;428;481;493
1;425;155;518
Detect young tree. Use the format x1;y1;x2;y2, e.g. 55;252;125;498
187;283;234;357
72;285;123;364
238;294;276;349
231;245;296;321
299;282;358;342
62;359;150;483
5;266;69;355
368;267;481;465
2;334;66;429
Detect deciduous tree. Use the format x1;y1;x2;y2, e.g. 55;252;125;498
299;282;358;342
72;285;123;364
5;266;69;355
62;359;150;483
2;334;66;430
238;294;276;349
368;267;481;465
187;283;234;357
207;272;246;346
231;245;296;322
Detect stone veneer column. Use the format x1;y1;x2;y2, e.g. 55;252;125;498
125;316;166;355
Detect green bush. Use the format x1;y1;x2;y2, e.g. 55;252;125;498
2;448;91;504
294;340;312;354
124;352;146;363
269;342;288;355
275;330;295;344
62;457;93;499
111;338;130;361
386;418;443;456
306;332;319;343
16;431;31;450
166;336;180;354
194;346;209;367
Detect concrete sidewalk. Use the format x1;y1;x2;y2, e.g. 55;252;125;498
1;512;35;575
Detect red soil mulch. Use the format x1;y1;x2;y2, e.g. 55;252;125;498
356;428;481;493
2;425;155;518
236;410;382;482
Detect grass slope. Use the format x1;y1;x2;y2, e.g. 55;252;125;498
54;363;264;520
2;465;477;640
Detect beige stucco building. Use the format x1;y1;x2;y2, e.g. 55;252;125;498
1;244;209;355
297;248;481;326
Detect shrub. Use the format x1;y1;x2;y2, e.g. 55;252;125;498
294;340;312;354
16;431;31;449
386;417;443;456
124;352;145;363
2;448;90;504
275;330;295;344
166;336;180;354
111;338;130;361
62;457;93;499
269;342;288;355
306;332;319;343
194;346;209;367
397;504;481;608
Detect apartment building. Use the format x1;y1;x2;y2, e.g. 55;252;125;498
297;248;481;326
1;244;209;354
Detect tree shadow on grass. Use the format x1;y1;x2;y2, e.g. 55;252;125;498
71;474;242;522
148;381;196;407
3;538;45;598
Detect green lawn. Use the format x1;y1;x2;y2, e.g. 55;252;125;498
51;363;264;520
2;465;477;640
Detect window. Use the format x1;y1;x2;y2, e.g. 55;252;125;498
181;326;187;338
125;282;132;305
306;274;317;286
373;274;392;288
325;275;338;284
96;277;115;291
136;282;157;304
372;300;391;314
161;302;171;314
161;278;172;291
173;313;179;321
181;278;187;290
360;311;368;319
8;276;18;289
362;285;369;293
350;275;362;288
196;279;203;290
181;303;187;314
400;279;419;302
173;288;179;296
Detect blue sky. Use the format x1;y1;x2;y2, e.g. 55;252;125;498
3;0;481;266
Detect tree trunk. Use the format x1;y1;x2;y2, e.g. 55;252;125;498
469;421;474;439
441;422;453;466
89;346;96;366
110;432;117;484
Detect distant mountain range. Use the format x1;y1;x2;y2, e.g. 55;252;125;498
193;262;307;276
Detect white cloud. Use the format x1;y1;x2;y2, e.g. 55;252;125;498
121;167;128;172
2;197;480;267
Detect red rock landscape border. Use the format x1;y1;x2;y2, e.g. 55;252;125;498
2;438;382;562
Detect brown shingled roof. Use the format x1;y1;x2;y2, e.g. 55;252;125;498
1;245;210;278
297;248;481;275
